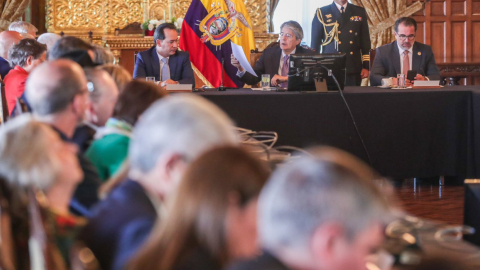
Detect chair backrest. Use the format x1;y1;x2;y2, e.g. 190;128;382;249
0;78;9;124
369;48;376;70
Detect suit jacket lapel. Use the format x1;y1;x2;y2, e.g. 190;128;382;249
151;49;161;81
392;41;401;75
342;4;353;29
330;2;343;29
412;43;422;74
169;53;177;80
272;47;282;74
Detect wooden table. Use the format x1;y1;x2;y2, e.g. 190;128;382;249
437;58;480;85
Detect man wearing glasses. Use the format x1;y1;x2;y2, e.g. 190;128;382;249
231;20;315;88
311;0;371;86
370;17;440;86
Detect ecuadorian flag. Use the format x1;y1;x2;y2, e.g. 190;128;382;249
180;0;255;87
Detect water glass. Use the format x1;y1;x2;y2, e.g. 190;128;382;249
146;77;155;82
261;74;270;89
397;74;406;88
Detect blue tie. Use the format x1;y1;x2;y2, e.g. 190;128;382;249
161;58;170;81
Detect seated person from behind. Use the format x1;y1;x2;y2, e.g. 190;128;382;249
370;17;440;86
231;20;315;87
133;23;195;87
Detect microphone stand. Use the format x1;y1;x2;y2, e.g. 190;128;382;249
218;57;226;91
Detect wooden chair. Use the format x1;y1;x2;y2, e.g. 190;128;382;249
0;78;9;124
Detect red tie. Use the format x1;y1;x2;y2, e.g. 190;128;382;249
403;51;409;75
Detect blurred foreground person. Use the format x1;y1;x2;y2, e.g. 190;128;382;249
48;36;95;61
82;94;238;270
86;80;167;181
0;31;23;79
71;68;119;152
37;32;62;52
0;115;83;269
25;59;102;214
228;147;392;270
128;146;270;270
4;38;46;115
8;21;38;37
100;64;132;92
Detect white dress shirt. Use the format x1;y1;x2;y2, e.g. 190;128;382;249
334;2;348;12
278;48;296;75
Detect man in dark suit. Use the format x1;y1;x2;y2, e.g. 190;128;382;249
231;21;315;88
133;23;195;87
0;31;23;79
82;94;238;270
25;59;102;215
370;17;440;86
227;147;392;270
311;0;371;86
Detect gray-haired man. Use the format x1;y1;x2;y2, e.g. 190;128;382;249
229;147;392;270
231;20;316;87
82;94;238;270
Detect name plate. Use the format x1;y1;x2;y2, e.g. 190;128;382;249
413;80;441;88
166;84;193;92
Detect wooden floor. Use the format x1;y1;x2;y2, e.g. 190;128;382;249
394;179;464;225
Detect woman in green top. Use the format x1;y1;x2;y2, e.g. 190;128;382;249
86;80;167;181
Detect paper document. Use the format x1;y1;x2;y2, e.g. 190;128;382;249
413;80;440;87
231;42;257;77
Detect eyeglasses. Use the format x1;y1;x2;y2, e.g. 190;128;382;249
279;32;294;39
397;34;415;41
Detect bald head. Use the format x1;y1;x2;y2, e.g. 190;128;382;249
26;59;88;116
0;31;23;59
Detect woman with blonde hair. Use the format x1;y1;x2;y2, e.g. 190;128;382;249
0;114;84;269
127;146;270;270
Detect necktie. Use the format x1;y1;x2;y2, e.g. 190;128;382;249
281;55;289;88
161;57;170;81
340;6;346;20
403;51;409;75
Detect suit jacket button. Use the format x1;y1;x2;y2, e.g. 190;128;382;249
350;41;353;44
338;31;341;34
339;41;342;44
350;30;353;33
350;52;353;55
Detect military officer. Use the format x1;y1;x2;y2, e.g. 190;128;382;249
311;0;371;86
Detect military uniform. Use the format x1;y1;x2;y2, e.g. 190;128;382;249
311;2;371;86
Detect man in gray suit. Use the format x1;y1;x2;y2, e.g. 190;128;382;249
370;17;440;86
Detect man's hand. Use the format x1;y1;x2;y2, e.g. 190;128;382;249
271;74;288;86
161;79;178;87
414;74;427;81
360;68;369;79
231;54;244;71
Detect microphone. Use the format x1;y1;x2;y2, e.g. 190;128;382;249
218;57;226;91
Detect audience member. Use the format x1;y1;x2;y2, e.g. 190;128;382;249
100;64;132;92
86;80;166;181
0;31;23;79
93;44;114;64
71;68;119;152
25;59;102;215
82;94;238;270
37;32;62;52
8;21;38;37
4;38;46;115
0;114;84;267
370;17;441;86
231;21;315;87
128;146;270;270
228;147;392;270
133;23;195;87
48;36;95;61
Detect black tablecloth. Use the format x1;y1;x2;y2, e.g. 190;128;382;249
199;86;480;179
